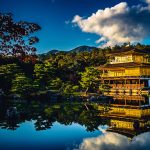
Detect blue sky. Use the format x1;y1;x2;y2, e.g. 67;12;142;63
0;0;149;53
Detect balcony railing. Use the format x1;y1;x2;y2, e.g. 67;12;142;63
109;60;133;64
101;73;141;78
110;84;145;89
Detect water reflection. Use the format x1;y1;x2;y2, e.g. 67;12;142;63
1;95;150;150
79;131;150;150
83;94;150;150
0;101;106;132
111;95;150;106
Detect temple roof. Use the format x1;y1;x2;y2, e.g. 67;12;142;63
107;48;150;56
107;128;150;139
98;62;150;70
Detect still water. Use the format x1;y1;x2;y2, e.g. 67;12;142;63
0;99;150;150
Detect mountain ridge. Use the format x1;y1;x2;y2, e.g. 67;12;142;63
39;45;98;55
70;45;98;53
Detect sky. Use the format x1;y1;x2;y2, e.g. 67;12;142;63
0;0;150;53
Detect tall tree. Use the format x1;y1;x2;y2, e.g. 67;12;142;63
99;84;111;95
80;67;101;94
0;13;41;61
0;63;21;93
34;61;56;90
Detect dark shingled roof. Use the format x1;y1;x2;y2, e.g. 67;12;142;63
98;62;150;70
107;48;150;56
107;128;150;139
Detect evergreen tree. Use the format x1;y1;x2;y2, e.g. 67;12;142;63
80;67;101;94
11;73;38;96
0;63;21;93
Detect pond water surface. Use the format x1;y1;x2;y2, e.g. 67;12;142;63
0;100;150;150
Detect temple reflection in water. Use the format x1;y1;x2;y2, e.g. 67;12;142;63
99;94;150;140
112;94;150;106
80;96;150;150
1;93;150;149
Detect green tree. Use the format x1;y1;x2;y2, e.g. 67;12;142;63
61;82;80;94
80;67;101;94
34;63;46;89
48;77;63;90
99;84;111;95
0;63;21;93
11;73;38;96
34;61;56;90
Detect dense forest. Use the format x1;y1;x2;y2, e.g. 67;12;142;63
1;13;150;98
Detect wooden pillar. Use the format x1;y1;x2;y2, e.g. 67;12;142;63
103;69;104;74
125;78;126;92
139;78;141;95
139;100;141;106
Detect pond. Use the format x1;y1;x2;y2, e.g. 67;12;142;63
0;100;150;150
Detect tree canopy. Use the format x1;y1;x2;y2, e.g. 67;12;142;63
0;13;41;62
80;67;101;93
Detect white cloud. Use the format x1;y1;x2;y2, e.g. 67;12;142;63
78;131;150;150
95;37;107;44
145;0;150;4
72;1;150;47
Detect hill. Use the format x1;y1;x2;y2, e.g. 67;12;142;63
70;45;98;53
38;46;98;60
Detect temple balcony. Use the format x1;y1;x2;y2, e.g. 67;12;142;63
101;72;142;77
101;73;125;77
109;60;134;64
110;84;145;89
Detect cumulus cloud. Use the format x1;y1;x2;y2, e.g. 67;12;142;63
72;1;150;47
146;0;150;4
78;131;150;150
